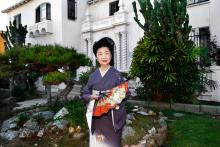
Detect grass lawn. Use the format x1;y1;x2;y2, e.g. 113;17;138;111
162;110;220;147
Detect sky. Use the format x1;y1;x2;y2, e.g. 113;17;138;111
0;0;21;31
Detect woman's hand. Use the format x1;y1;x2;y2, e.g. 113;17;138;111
91;95;99;100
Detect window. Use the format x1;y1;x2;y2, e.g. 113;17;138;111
14;14;21;28
68;0;77;20
36;3;51;23
199;27;210;48
189;27;210;48
187;0;209;5
109;1;119;16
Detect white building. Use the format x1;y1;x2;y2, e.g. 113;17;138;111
2;0;220;102
187;0;220;102
2;0;143;73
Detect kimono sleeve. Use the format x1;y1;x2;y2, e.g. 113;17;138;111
81;75;93;105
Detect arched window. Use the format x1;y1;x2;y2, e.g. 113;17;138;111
36;3;51;23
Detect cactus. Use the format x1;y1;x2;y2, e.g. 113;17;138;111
1;20;28;50
132;0;191;40
130;0;204;102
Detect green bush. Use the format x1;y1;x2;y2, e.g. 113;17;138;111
43;71;71;85
50;99;87;128
16;112;30;127
130;0;202;103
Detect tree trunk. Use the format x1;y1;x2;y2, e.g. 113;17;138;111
56;80;75;101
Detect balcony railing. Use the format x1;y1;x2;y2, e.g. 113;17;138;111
187;0;209;6
189;32;210;48
28;20;53;38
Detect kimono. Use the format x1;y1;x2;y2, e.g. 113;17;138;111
82;67;130;147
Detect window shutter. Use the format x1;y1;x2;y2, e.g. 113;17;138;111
36;7;40;23
46;3;51;20
68;0;76;20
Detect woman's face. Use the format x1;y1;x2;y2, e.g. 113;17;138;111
96;46;112;66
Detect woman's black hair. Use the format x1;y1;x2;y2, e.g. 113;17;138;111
93;38;114;56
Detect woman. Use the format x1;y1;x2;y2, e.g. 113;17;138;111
82;38;130;147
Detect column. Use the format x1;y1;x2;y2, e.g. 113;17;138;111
121;31;128;71
114;32;121;70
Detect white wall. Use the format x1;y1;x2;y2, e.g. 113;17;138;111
124;0;144;67
209;0;220;46
61;0;87;50
187;2;210;28
7;0;63;46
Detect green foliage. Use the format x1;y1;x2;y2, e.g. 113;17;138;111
0;45;91;83
1;21;28;50
16;112;30;127
78;67;95;86
135;86;147;100
43;71;71;85
130;0;202;102
124;101;135;113
50;99;87;128
79;72;90;86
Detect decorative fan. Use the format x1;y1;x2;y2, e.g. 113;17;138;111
92;82;129;117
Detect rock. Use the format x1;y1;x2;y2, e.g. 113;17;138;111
137;111;148;116
158;118;167;129
126;119;132;125
143;134;151;140
53;119;68;130
173;113;185;117
68;126;75;134
19;119;40;138
33;111;54;121
152;132;167;146
0;130;19;140
132;109;139;112
148;127;156;135
73;132;85;139
19;128;37;138
127;113;135;120
158;112;164;117
134;105;139;108
122;126;135;139
123;145;129;147
37;128;45;137
146;138;156;147
152;133;162;146
53;107;69;120
157;127;166;134
23;119;39;131
1;116;19;132
75;126;82;133
148;110;156;116
139;140;146;146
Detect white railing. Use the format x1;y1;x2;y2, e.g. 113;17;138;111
28;20;53;38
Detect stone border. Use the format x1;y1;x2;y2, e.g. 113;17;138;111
128;100;220;115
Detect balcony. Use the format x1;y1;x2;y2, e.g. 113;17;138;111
28;20;53;38
187;0;209;6
82;11;127;32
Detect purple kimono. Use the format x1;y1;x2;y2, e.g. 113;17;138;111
82;67;130;147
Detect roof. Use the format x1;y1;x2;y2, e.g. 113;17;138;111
1;0;33;13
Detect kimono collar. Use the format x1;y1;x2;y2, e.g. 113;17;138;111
99;66;111;77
